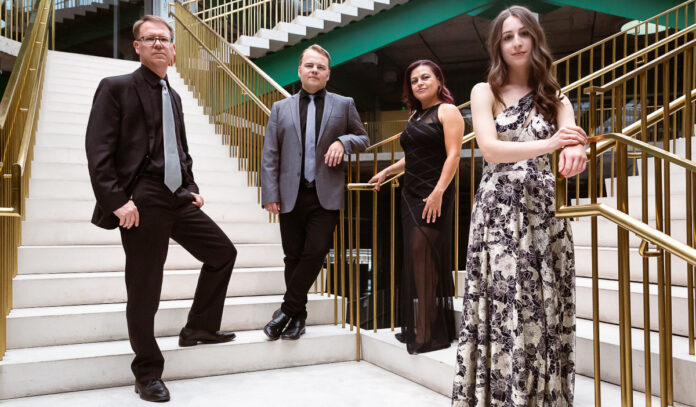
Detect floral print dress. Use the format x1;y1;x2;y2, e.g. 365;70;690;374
451;92;576;406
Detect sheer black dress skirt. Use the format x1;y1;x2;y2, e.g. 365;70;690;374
398;104;456;354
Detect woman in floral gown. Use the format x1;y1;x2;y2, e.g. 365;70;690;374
370;60;464;354
451;6;587;406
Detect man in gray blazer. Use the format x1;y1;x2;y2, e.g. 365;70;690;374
261;44;369;340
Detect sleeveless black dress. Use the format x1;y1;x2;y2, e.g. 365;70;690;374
398;104;457;354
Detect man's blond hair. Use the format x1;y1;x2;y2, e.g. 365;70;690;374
133;15;174;40
300;44;331;67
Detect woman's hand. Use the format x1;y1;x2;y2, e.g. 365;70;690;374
422;189;443;223
559;144;587;178
368;170;388;191
547;125;587;152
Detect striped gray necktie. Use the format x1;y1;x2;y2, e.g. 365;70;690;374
305;94;316;183
160;79;182;193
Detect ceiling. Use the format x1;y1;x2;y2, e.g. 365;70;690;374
324;5;631;114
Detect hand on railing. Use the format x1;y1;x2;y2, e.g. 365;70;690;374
558;144;587;178
324;140;344;167
367;170;388;191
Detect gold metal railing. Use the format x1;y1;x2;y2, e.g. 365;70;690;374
181;0;347;44
0;0;52;361
172;1;289;198
570;33;696;406
0;0;41;42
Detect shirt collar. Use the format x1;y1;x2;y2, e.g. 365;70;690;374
300;87;326;100
139;64;169;89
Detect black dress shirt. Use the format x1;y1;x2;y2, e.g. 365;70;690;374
299;87;326;183
139;65;189;180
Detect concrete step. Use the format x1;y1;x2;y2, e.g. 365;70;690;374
574;246;691;287
571;218;686;248
21;219;279;245
17;243;284;274
27;178;257;201
576;276;692;336
12;267;286;308
6;294;334;349
24;198;266;222
573;189;687;221
0;325;356;399
360;328;690;406
31;163;249;190
42;91;202;112
35;132;224;150
38;108;211;127
32;144;228;169
0;362;449;406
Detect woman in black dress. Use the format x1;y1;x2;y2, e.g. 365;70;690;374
369;60;464;354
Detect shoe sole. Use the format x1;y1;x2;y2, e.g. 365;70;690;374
263;329;282;341
281;328;306;340
135;386;170;402
178;336;236;347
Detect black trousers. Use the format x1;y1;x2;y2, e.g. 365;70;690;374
279;185;339;320
119;177;236;383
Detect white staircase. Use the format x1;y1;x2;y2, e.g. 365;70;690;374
567;137;696;405
0;51;348;400
232;0;409;58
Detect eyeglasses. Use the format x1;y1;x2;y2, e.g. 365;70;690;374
138;36;172;46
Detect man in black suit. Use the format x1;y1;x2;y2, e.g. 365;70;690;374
86;16;236;403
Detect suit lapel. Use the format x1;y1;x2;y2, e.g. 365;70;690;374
317;92;334;144
290;93;302;145
132;69;156;153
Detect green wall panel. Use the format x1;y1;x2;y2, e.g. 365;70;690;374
256;0;490;87
255;0;686;88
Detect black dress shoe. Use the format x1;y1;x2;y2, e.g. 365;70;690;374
280;317;306;340
135;378;170;402
263;308;292;340
395;332;407;343
178;327;236;347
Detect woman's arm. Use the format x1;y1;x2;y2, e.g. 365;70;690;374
421;103;465;223
471;83;586;163
368;157;406;191
557;96;588;178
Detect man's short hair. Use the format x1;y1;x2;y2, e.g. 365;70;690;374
133;15;174;40
299;44;331;67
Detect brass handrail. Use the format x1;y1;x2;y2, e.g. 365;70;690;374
555;0;695;66
174;18;273;115
0;0;53;361
586;38;696;94
174;2;290;99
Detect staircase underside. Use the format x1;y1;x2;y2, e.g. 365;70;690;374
255;0;685;87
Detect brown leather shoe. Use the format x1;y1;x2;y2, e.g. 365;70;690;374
263;308;292;340
178;327;236;347
280;317;306;340
135;378;170;402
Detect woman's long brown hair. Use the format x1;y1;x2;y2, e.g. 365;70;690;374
487;6;562;124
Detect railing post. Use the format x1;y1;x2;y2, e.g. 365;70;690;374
587;89;602;407
614;84;634;407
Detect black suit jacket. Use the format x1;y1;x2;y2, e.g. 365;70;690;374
85;65;198;229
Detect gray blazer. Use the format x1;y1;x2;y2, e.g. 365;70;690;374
261;91;369;213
